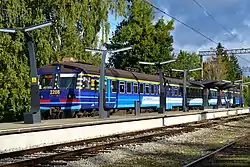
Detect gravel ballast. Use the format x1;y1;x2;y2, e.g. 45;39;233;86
64;116;250;167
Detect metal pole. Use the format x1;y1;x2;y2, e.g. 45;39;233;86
159;67;165;113
200;55;203;80
240;83;243;107
25;32;41;122
99;50;108;118
203;88;208;109
232;81;236;107
183;70;187;112
248;85;250;107
217;89;222;108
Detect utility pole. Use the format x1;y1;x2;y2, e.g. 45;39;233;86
0;22;52;124
85;47;132;118
172;68;202;112
139;60;176;113
234;79;244;107
199;55;203;80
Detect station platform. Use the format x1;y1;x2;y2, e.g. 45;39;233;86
0;107;249;153
0;107;243;135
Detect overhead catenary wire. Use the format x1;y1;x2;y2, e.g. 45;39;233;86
143;0;218;45
192;0;242;44
191;0;250;63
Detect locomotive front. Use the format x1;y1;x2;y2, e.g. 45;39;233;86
38;62;82;118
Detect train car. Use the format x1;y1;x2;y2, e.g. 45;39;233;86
38;60;242;118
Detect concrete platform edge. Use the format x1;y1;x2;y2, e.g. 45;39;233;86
0;108;247;136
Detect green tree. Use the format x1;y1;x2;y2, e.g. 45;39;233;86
242;76;250;107
171;50;201;79
204;43;230;80
0;0;127;121
107;0;174;74
227;54;242;81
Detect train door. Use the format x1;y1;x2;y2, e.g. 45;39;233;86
105;79;112;108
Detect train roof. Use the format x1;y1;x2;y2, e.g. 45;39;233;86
38;62;236;89
39;62;164;83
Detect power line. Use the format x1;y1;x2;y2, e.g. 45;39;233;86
143;0;250;63
192;0;243;44
191;0;250;63
143;0;218;45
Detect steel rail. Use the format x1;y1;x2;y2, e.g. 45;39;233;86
0;114;248;167
183;141;236;167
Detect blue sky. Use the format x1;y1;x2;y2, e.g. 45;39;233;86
107;0;250;75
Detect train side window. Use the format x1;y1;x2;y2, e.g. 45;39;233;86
145;84;150;94
112;80;118;92
119;81;125;93
140;83;144;94
173;87;177;96
179;87;183;96
166;86;169;96
127;82;132;94
151;85;155;94
133;83;138;93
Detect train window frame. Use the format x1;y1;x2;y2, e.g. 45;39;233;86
39;74;53;90
119;81;125;94
168;86;172;96
151;85;155;94
59;73;77;89
140;83;144;94
127;82;132;94
111;80;118;93
155;85;159;95
145;84;150;94
179;87;183;96
133;83;138;94
173;86;177;96
166;86;169;96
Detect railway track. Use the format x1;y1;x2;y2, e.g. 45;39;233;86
0;114;248;167
183;141;236;167
183;134;250;167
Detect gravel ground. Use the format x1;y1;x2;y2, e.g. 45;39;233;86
64;117;250;167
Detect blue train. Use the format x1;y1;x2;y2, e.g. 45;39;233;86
38;60;242;118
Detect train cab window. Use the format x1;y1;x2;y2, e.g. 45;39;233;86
119;81;125;93
145;84;150;94
127;82;132;93
112;80;118;92
151;85;155;94
59;73;77;89
133;83;138;93
140;83;144;94
39;75;53;89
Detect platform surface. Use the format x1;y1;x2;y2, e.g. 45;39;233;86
0;108;243;134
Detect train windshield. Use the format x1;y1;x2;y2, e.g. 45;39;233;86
59;73;77;89
39;75;53;89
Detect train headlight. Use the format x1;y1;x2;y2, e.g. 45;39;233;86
68;94;75;99
40;95;43;99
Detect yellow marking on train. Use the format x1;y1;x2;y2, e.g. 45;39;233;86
77;82;82;85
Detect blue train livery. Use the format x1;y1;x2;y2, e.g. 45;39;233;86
37;60;242;117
